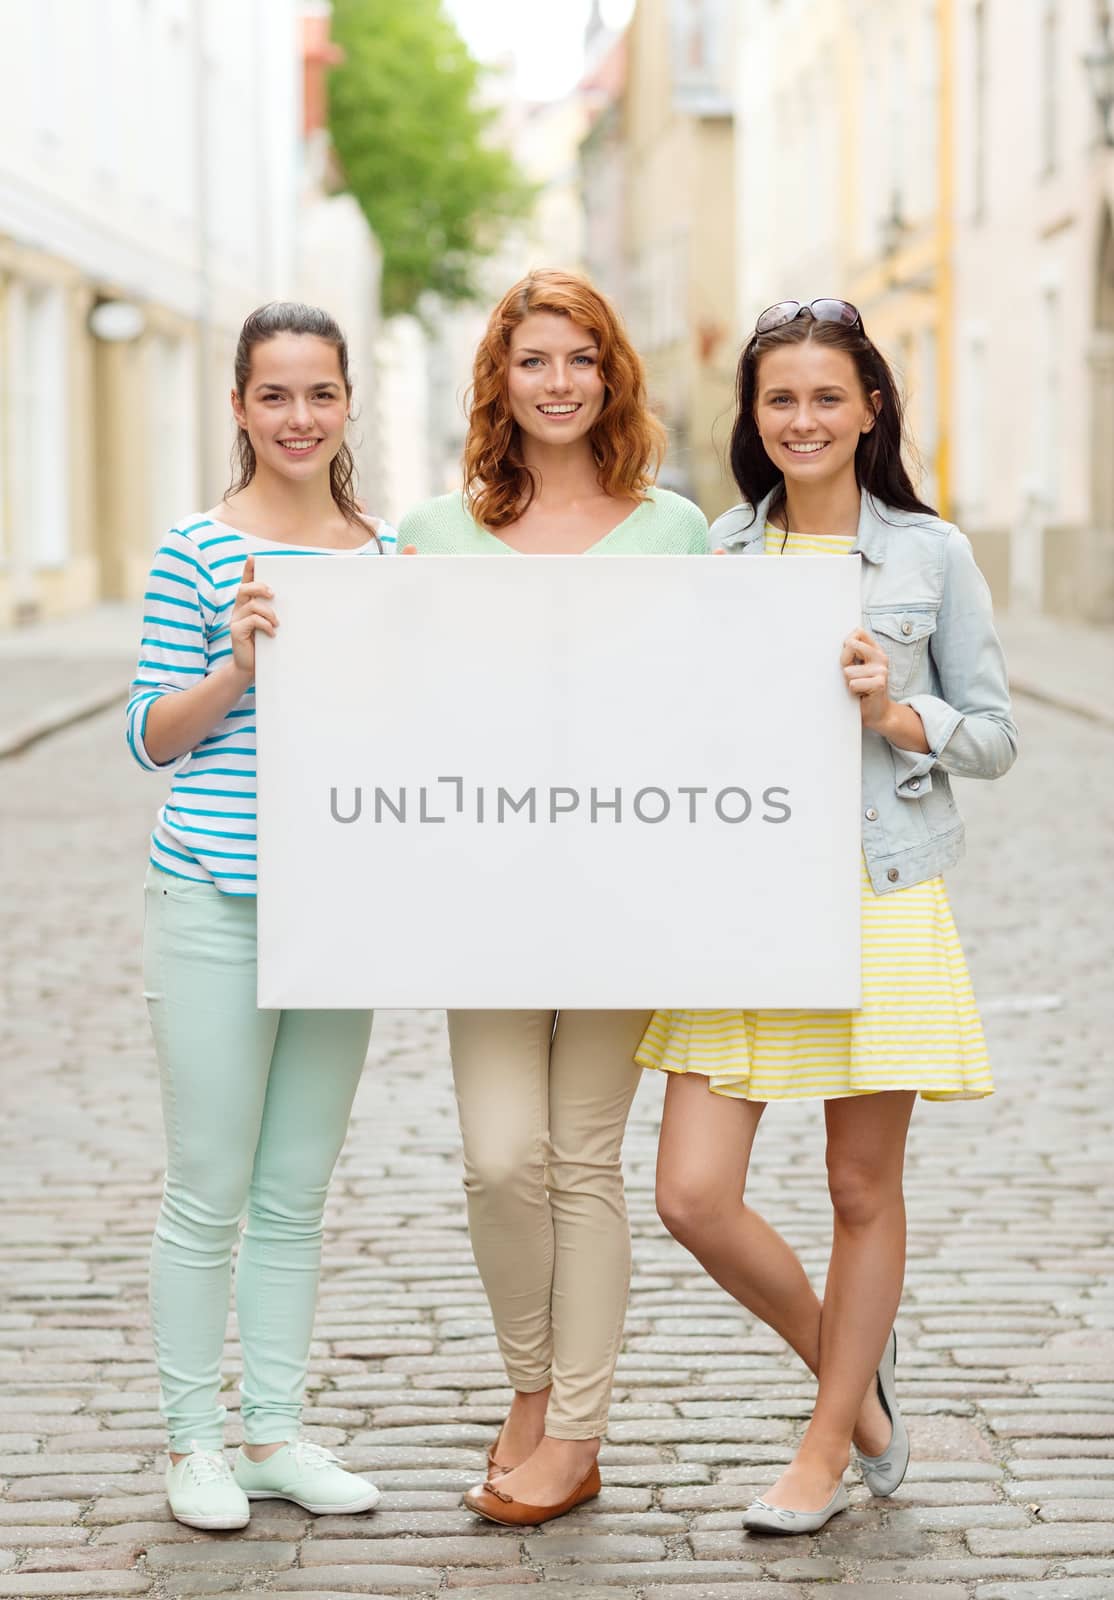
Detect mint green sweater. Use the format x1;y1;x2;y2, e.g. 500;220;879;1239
398;486;708;555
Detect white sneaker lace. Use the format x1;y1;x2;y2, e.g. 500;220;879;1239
285;1440;341;1474
181;1444;233;1485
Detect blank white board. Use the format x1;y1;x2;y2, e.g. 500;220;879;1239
255;554;862;1009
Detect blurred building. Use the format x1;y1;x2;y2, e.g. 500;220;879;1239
621;0;738;515
374;41;596;519
0;1;300;626
298;3;384;514
952;0;1114;622
371;2;742;522
734;0;949;515
517;94;589;273
0;1;384;628
734;0;1114;624
580;12;629;307
374;313;435;523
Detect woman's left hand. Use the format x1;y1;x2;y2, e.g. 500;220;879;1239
841;627;893;732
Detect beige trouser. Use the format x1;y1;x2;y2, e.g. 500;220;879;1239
447;1009;649;1439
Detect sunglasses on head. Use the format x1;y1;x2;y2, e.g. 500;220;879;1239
754;299;863;335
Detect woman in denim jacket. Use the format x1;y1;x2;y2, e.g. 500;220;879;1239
638;300;1017;1534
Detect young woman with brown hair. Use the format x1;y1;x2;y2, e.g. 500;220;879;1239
128;302;391;1530
639;298;1017;1534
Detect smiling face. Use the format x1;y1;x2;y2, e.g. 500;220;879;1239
754;342;880;489
231;332;349;482
506;311;606;449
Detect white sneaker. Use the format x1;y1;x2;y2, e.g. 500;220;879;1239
166;1444;250;1530
234;1440;380;1515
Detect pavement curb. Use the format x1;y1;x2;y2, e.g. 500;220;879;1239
0;681;132;760
1007;676;1114;727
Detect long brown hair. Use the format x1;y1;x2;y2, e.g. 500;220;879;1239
463;269;666;530
226;301;363;524
729;315;936;525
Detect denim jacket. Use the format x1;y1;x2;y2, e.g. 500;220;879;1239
710;490;1019;894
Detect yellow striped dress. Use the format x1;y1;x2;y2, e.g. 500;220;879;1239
635;527;993;1103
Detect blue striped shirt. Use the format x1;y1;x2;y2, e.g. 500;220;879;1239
126;513;397;894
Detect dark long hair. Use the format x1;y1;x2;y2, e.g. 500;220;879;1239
226;301;363;524
728;315;936;526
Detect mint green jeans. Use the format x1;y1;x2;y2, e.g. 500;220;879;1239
143;869;372;1452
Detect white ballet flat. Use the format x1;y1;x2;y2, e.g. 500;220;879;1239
741;1480;849;1535
854;1327;910;1497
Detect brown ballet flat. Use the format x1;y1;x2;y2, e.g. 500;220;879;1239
463;1461;601;1527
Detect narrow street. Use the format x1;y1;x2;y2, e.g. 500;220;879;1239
1;694;1112;1599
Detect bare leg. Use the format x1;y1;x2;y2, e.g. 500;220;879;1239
655;1073;891;1456
761;1090;916;1511
493;1385;550;1468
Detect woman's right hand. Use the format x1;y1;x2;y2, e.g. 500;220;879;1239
229;556;278;681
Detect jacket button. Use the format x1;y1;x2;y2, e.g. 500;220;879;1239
908;778;921;791
865;807;878;820
901;620;913;636
887;868;900;882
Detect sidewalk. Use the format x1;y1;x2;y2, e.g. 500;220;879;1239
995;612;1112;724
1;644;1111;1599
0;600;1110;758
0;603;141;759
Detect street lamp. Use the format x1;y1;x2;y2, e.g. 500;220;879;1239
1084;4;1114;147
88;300;146;343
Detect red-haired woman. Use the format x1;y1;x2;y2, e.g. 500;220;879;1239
399;270;707;1526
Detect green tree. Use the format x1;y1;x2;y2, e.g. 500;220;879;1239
328;0;535;316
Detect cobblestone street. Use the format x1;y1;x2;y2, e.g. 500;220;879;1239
1;696;1112;1600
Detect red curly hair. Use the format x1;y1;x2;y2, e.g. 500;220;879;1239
463;269;666;531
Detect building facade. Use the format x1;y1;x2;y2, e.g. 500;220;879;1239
734;0;1114;623
299;5;384;517
0;0;302;627
951;0;1114;621
735;0;951;517
580;17;629;308
621;0;738;516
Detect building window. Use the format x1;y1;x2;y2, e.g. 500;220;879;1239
1039;0;1059;177
0;289;7;566
27;285;71;568
628;256;651;352
897;331;915;422
4;281;71;570
92;0;120;182
918;325;939;508
972;0;988;222
960;330;987;516
32;0;63;152
670;0;730;109
137;0;157;204
888;31;908;233
1037;286;1060;509
668;228;688;348
859;47;883;256
914;2;940;221
148;333;199;542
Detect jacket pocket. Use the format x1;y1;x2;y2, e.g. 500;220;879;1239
867;607;937;697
